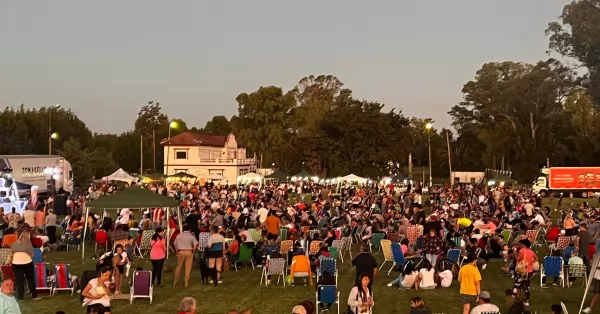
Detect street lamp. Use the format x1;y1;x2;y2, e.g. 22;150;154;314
165;121;179;175
48;104;61;155
425;122;433;187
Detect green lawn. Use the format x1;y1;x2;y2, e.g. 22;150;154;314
19;197;600;314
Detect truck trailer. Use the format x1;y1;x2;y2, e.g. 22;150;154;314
532;167;600;198
0;155;74;193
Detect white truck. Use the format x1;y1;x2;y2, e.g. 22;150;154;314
0;155;74;193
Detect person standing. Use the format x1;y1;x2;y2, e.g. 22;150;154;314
22;207;34;228
34;205;46;234
45;209;58;244
150;227;167;287
347;272;374;314
207;225;226;284
577;223;592;271
260;211;281;241
7;229;38;301
458;254;481;314
351;244;378;288
173;225;198;287
0;279;21;314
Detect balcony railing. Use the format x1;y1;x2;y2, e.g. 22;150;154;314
196;158;256;164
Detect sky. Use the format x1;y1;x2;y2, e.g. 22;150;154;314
0;1;570;134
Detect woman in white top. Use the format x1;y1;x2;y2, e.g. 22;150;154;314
415;260;437;290
7;229;39;300
82;266;113;314
386;263;418;289
347;273;374;314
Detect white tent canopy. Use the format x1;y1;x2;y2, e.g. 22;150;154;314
338;174;368;183
237;172;264;182
102;168;136;183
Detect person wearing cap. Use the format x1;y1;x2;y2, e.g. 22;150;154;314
458;254;481;314
469;291;499;314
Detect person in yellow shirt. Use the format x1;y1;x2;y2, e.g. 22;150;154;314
456;216;474;235
458;254;481;314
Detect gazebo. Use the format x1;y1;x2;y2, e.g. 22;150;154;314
102;168;136;183
338;174;368;183
82;187;181;259
237;172;264;183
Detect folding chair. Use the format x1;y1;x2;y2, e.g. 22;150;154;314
235;243;255;271
407;226;420;248
540;256;564;288
379;240;393;271
33;263;53;295
331;240;345;263
388;242;405;275
500;230;512;244
316;285;340;314
0;249;9;265
526;229;540;246
278;228;289;241
308;241;323;257
248;229;262;243
139;230;154;257
94;229;110;255
555;237;571;252
52;264;75;296
349;225;359;243
260;257;286;286
317;258;338;286
130;270;153;304
567;263;587;288
197;232;211;250
341;236;353;260
369;232;386;253
563;246;576;260
387;232;400;243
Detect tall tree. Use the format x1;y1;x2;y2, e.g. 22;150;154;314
201;115;233;135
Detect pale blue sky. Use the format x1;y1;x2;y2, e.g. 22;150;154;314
0;1;569;133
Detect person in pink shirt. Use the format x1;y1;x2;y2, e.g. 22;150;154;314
150;227;167;287
513;239;538;307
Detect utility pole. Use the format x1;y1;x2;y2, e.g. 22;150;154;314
152;129;156;174
446;132;453;188
140;134;143;175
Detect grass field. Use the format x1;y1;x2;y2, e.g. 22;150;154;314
19;197;600;314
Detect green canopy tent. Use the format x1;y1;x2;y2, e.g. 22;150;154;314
82;187;182;259
167;172;197;179
264;169;288;181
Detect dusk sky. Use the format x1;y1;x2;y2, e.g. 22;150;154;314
0;1;569;134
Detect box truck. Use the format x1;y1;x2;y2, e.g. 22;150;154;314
0;155;74;193
532;167;600;198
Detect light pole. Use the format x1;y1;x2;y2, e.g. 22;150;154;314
425;122;433;187
48;104;61;155
165;121;178;175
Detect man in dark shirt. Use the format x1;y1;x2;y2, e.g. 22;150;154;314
414;206;426;225
185;209;201;236
577;223;592;270
351;244;378;287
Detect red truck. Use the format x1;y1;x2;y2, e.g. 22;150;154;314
533;167;600;198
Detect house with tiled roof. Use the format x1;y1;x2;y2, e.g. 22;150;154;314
161;132;256;182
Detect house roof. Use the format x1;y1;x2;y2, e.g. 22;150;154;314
161;132;241;148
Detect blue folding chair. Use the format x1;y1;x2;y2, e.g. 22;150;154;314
388;243;405;275
318;258;338;286
316;285;340;314
540;256;564;287
563;246;576;261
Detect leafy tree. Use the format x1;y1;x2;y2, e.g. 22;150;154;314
201;115;233;135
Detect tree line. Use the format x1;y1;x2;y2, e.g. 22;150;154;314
1;0;599;188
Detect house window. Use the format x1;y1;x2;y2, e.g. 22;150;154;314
175;150;187;160
239;169;249;176
470;178;476;183
174;169;188;173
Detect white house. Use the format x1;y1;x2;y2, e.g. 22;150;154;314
161;132;256;183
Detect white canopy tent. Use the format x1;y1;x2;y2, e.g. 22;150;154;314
237;172;264;183
102;168;136;183
338;174;368;183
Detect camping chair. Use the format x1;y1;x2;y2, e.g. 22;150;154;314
308;241;323;257
331;240;345;263
416;237;426;251
369;232;385;253
379;240;393;271
388;242;405;275
34;263;53;295
279;240;293;256
130;270;153;304
317;258;338;286
290;254;312;285
278;228;289;241
52;264;75;296
248;229;262;243
567;263;587;288
544;226;560;247
563;246;576;260
317;217;328;229
0;248;11;265
260;257;286;287
341;236;353;260
1;264;14;282
555;236;571;253
407;226;420;247
500;230;512;244
309;229;320;239
540;256;564;288
316;285;340;314
353;225;365;244
526;229;540;246
94;229;110;255
235;243;255;271
197;232;211;250
349;225;359;243
139;230;154;257
2;234;16;248
387;232;400;243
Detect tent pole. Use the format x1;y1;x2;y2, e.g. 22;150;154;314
580;253;600;313
81;206;90;259
166;207;170;260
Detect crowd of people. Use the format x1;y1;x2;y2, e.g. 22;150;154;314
0;177;596;313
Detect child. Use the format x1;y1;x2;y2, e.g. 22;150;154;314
125;236;135;277
113;244;129;294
